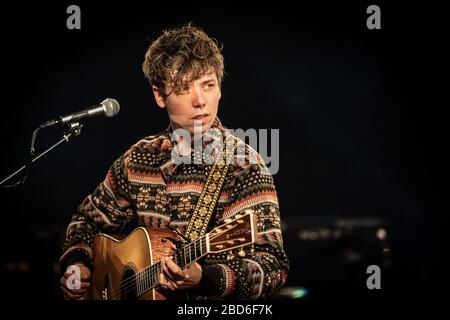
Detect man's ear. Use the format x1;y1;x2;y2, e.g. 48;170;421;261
152;85;166;109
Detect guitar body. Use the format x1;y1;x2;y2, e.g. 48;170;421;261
87;212;257;300
90;227;183;300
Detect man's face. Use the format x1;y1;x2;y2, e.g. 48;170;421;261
153;72;221;135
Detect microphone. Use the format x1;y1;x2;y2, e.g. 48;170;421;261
41;98;120;128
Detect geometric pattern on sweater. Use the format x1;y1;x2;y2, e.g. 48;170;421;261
60;118;289;299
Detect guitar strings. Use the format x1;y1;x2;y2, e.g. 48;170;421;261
110;244;194;299
102;225;245;299
110;220;236;298
107;258;162;299
111;228;242;299
116;239;207;298
107;236;208;299
114;239;198;295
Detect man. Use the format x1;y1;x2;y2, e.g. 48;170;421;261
60;23;289;300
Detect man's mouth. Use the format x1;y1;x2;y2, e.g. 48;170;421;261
192;114;209;120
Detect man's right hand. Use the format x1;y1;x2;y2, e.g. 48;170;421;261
60;263;91;300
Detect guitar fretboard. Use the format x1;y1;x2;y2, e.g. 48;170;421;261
132;234;209;297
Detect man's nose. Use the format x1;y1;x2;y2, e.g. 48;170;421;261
191;86;206;108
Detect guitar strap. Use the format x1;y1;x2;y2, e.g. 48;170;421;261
184;138;236;241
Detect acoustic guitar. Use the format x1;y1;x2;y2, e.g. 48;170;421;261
89;212;257;300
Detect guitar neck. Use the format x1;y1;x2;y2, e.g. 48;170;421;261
135;234;209;297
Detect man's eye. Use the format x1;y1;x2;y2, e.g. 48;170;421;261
205;82;215;89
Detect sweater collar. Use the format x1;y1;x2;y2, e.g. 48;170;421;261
159;117;229;181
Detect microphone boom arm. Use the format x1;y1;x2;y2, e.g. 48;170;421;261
0;122;83;187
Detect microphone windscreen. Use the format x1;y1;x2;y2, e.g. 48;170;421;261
102;98;120;117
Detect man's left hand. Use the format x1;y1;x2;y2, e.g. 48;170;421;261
160;256;202;291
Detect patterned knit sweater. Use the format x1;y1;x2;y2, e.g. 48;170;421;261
60;118;289;299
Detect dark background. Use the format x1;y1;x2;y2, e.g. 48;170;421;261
0;1;448;303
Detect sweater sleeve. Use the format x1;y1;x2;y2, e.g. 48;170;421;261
201;159;290;299
59;151;135;271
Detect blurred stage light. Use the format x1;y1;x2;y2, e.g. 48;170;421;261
277;286;309;299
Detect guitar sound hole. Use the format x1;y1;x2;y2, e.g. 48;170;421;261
121;268;137;300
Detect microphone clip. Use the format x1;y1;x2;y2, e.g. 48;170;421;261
63;122;83;142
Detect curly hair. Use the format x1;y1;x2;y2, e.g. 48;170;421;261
142;23;224;98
